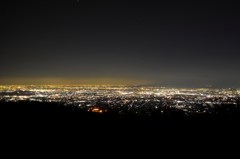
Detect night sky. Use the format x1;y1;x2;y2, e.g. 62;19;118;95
1;0;240;87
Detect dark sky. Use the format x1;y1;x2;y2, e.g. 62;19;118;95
1;0;240;87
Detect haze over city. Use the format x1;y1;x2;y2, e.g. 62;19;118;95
1;0;240;88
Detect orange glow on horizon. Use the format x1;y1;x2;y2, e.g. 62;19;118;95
0;77;152;86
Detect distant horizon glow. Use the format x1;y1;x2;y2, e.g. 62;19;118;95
0;77;239;89
0;77;150;86
1;1;240;88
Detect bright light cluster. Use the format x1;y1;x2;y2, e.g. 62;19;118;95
0;85;239;115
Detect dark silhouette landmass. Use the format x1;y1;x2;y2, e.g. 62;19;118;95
1;101;239;130
1;101;240;153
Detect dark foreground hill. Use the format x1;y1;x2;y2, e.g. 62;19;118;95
1;101;240;131
1;101;239;155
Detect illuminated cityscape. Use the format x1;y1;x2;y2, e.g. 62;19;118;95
1;0;240;148
1;85;239;116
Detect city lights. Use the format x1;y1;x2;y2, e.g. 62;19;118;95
0;85;239;116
